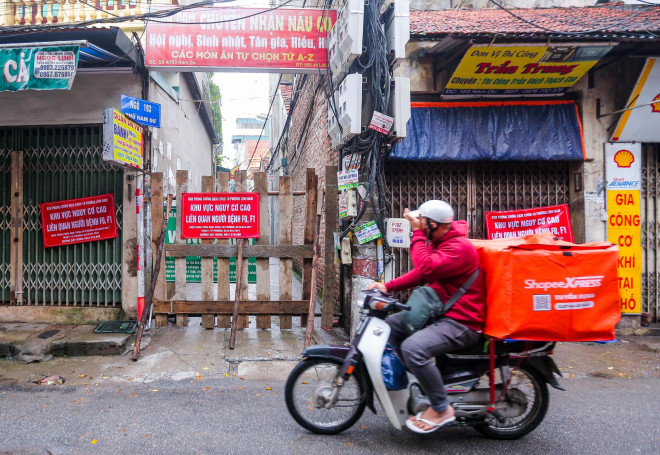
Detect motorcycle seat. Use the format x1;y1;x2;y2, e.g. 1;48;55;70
450;336;554;357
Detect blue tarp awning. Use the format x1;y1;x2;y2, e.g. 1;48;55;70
391;101;585;161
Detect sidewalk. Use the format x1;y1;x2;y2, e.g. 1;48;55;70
0;316;348;386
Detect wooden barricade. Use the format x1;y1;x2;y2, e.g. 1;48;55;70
153;169;319;341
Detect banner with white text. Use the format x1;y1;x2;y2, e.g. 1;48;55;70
144;6;336;73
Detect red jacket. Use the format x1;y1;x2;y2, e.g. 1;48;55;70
385;221;486;332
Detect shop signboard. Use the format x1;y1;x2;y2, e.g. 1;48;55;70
181;192;260;239
0;45;79;92
484;204;573;241
606;143;642;315
40;194;117;248
102;108;143;169
144;6;336;74
121;94;161;128
443;44;613;97
611;58;660;142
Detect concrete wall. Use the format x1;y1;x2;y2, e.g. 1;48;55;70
568;58;645;243
148;74;215;193
0;71;141;127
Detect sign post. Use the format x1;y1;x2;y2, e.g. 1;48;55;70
484;204;573;241
103;108;144;169
145;6;336;74
442;44;613;97
181;192;260;239
40;194;118;247
606;143;642;315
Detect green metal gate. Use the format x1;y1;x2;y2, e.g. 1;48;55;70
1;127;124;307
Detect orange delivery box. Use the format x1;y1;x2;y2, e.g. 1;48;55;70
470;232;622;342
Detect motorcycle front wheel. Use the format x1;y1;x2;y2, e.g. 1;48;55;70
285;358;366;435
474;364;549;440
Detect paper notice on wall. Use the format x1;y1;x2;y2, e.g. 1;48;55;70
354;220;382;244
337;170;359;190
368;111;394;135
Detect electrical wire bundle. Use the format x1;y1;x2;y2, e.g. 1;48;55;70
333;0;393;263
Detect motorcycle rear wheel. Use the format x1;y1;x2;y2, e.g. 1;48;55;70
474;364;549;440
285;358;366;435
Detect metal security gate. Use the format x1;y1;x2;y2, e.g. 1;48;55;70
641;144;660;322
0;150;10;302
0;127;124;307
385;160;571;281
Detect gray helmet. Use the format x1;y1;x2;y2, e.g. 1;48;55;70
409;200;454;224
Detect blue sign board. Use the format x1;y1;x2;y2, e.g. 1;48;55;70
120;94;161;128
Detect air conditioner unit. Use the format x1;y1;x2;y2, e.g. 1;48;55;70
388;76;411;139
328;73;363;150
384;0;410;61
328;0;364;84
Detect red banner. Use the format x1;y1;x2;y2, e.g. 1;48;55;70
144;6;336;73
40;194;118;248
181;192;260;239
484;204;573;241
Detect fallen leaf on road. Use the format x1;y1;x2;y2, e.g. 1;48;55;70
145;434;151;438
203;386;211;390
195;372;203;380
203;367;209;370
151;389;159;392
346;442;354;446
120;429;127;433
79;374;87;378
239;377;245;380
38;375;65;385
91;439;98;445
225;373;229;378
255;393;261;396
301;381;308;384
266;387;272;390
607;367;614;370
361;425;368;430
238;387;244;390
128;378;134;381
101;376;108;379
619;373;627;378
131;393;137;398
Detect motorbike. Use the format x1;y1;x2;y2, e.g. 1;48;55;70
285;289;564;439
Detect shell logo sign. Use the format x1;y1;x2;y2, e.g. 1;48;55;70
613;149;635;168
652;93;660;113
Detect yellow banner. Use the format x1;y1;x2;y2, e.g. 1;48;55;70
111;109;143;168
443;45;612;97
607;190;642;314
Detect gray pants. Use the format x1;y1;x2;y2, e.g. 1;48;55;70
386;313;481;413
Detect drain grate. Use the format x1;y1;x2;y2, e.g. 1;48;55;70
93;321;137;334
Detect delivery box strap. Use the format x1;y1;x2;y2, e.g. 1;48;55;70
433;267;480;319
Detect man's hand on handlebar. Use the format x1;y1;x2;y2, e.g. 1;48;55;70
367;282;387;293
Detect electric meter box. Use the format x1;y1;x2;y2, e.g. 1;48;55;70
388;76;411;139
328;0;364;83
328;73;363;150
384;0;410;61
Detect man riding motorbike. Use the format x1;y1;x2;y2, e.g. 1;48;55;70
368;200;486;434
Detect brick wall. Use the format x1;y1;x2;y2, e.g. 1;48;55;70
284;75;340;307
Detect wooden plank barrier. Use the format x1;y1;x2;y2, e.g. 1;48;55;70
152;169;320;341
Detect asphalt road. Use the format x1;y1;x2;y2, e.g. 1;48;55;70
1;376;658;455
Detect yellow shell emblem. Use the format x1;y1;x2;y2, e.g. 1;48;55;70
614;149;635;168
